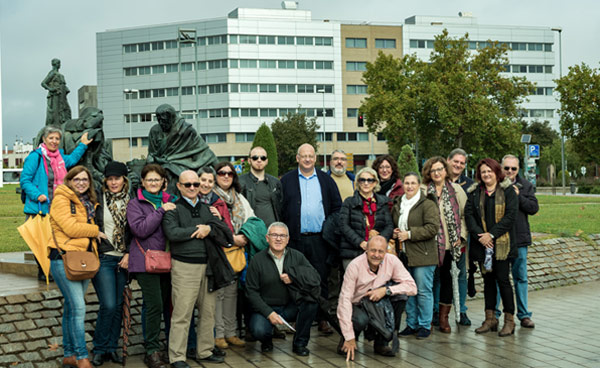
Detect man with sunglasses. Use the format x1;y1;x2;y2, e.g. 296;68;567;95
497;154;539;329
239;146;282;228
162;170;224;367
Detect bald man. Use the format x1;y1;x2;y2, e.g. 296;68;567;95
162;170;223;366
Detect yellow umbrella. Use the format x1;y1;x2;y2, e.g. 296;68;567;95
17;213;53;284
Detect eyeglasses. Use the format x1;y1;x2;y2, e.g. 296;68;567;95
72;178;89;184
332;157;347;162
144;178;163;183
217;171;234;178
358;178;376;184
379;165;392;170
504;166;518;172
430;168;445;174
251;155;267;161
180;182;200;188
267;233;289;239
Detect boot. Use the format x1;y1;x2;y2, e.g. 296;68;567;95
475;310;498;334
498;313;515;337
76;358;93;368
63;356;77;368
438;304;451;333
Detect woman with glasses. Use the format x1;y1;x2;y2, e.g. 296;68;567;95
372;155;404;207
48;166;103;368
421;157;467;334
212;162;255;349
339;167;393;269
126;164;176;368
465;158;518;337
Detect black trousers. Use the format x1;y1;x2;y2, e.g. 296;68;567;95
482;259;515;314
291;233;329;320
439;250;454;305
352;299;405;345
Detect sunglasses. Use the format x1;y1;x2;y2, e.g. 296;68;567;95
504;166;518;172
180;182;200;188
251;155;267;161
217;171;234;177
358;178;377;184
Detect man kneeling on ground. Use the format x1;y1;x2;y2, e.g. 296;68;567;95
245;222;319;356
337;236;417;360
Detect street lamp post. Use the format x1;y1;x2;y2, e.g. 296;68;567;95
124;89;139;161
317;89;327;169
551;27;566;195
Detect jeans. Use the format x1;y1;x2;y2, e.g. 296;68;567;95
495;247;531;319
406;265;436;330
51;259;90;360
457;251;468;313
91;254;127;355
249;301;317;347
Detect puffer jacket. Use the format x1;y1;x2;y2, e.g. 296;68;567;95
339;191;393;260
48;184;99;254
391;191;440;267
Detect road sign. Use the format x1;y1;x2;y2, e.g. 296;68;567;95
528;144;540;158
581;166;587;175
234;164;243;174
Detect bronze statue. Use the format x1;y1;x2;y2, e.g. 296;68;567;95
41;58;72;127
147;103;217;193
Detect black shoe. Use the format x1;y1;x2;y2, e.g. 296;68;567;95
336;337;345;356
431;312;440;326
171;362;190;368
212;346;226;357
399;326;416;337
261;342;274;353
374;345;395;357
105;352;123;364
91;353;104;366
292;345;310;357
416;328;431;340
196;354;224;364
458;312;472;326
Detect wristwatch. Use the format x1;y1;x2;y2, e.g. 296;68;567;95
385;286;392;296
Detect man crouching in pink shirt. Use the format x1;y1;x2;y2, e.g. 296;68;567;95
337;235;417;361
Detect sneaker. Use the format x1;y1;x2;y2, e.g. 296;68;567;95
399;326;417;337
458;312;472;326
416;328;431;340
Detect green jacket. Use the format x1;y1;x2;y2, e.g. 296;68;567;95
391;191;440;267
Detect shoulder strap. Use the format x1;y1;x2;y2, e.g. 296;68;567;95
134;238;147;255
49;215;66;255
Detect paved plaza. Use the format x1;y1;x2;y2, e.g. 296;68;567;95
88;281;599;368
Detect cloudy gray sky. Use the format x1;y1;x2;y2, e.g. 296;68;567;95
1;0;599;146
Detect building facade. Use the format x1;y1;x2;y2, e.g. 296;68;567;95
97;7;559;166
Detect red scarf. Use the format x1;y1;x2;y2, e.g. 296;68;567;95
362;196;377;240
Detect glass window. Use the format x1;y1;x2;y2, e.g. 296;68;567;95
409;40;418;48
315;37;333;46
229;35;238;44
197;37;206;46
468;41;477;50
124;91;138;100
545;65;553;73
152;65;165;74
545;110;554;118
258;35;276;45
545;87;554;95
152;89;165;98
347;61;367;71
358;132;369;141
139;90;151;99
138;43;151;52
278;60;295;69
124;44;137;53
181;86;194;95
124;67;137;76
240;84;258;93
347;108;358;118
259;84;277;93
197;86;207;94
277;36;295;45
528;43;543;51
151;41;164;51
240;59;257;68
512;65;527;73
347;85;367;94
229;84;239;93
181;62;194;72
259;60;277;68
140;113;152;122
166;87;178;97
230;108;239;117
297;60;314;69
375;39;396;49
197;61;207;70
138;66;151;75
240;35;256;44
316;85;333;93
377;133;386;141
544;43;552;52
166;64;178;73
259;109;277;117
426;40;434;49
317;132;333;142
297;36;314;46
198;110;208;118
346;38;367;48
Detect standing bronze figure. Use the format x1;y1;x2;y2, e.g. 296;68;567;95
41;58;72;127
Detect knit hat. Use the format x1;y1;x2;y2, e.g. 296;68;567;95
104;161;128;177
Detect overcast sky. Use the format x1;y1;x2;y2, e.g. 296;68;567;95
1;0;599;146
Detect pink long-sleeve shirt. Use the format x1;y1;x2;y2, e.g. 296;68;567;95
337;253;417;341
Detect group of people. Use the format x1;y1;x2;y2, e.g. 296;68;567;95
20;126;539;367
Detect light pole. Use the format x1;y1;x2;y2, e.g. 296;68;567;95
177;28;197;127
551;27;566;195
317;89;327;169
124;89;139;161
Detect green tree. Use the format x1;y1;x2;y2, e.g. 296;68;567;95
271;112;319;174
249;123;279;177
522;120;559;152
555;62;600;163
361;29;534;160
397;144;419;177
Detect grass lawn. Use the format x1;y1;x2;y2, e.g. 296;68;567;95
1;184;599;253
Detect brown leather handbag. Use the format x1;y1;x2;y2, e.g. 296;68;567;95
52;229;99;281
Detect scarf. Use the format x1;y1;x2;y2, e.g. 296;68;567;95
40;143;67;194
428;182;461;266
142;189;164;209
361;194;377;241
79;193;96;222
397;191;420;231
214;186;246;233
479;185;510;261
104;184;130;252
379;178;395;196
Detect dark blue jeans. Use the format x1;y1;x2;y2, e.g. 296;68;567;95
249;301;317;347
91;254;127;355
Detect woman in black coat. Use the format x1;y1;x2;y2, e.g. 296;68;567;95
339;167;393;269
465;158;518;337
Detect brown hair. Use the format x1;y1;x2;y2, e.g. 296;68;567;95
64;165;97;203
475;158;505;184
141;164;168;191
422;156;451;185
372;154;399;182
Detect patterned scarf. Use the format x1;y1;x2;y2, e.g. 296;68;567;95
104;182;130;252
479;185;510;261
214;186;246;233
40;143;67;193
361;195;377;241
79;193;96;222
428;182;461;266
